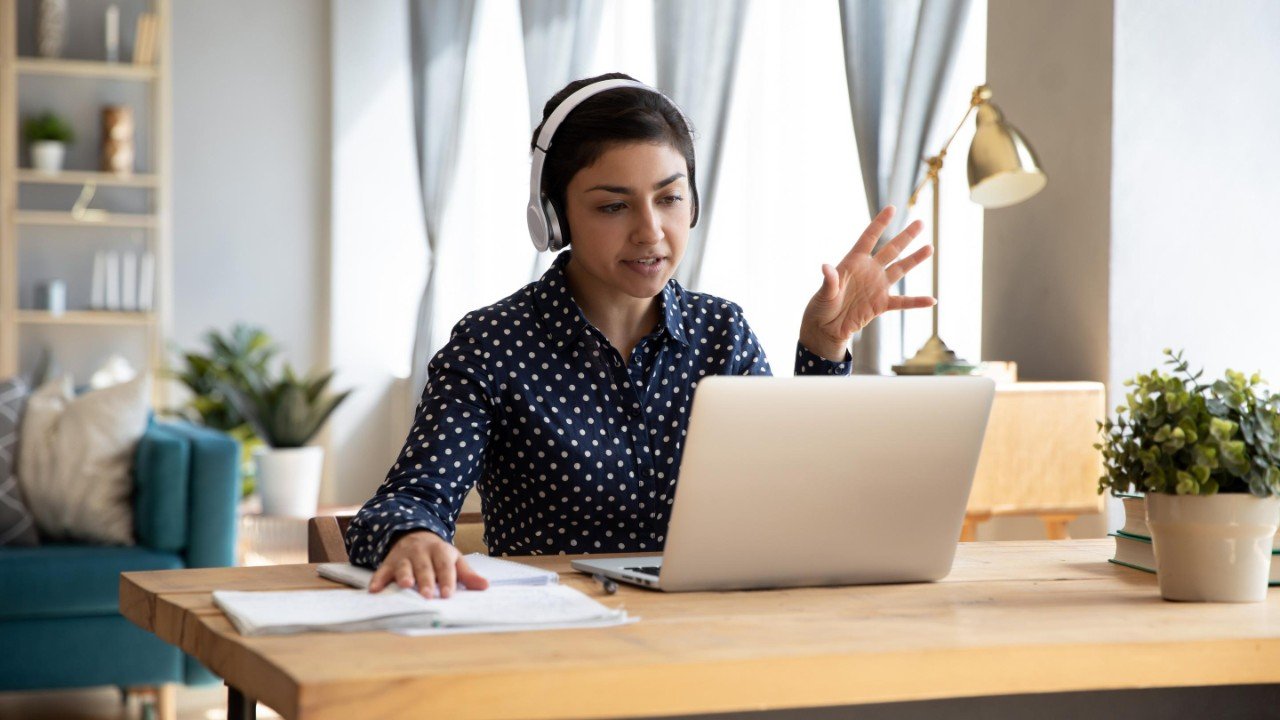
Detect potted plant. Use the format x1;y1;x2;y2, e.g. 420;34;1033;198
223;365;351;518
1098;349;1280;602
24;111;74;174
167;324;277;499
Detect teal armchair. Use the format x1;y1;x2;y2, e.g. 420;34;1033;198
0;420;240;698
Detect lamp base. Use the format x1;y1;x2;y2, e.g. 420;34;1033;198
892;335;970;376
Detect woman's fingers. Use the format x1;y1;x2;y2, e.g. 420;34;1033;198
433;549;459;599
368;564;392;593
394;558;417;590
456;556;490;591
886;244;933;283
874;220;924;267
412;555;438;598
847;205;896;260
886;295;936;311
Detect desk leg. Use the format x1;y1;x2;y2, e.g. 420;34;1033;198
227;684;256;720
1040;513;1076;540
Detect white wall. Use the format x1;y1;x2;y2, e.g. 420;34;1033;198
1110;0;1280;400
171;1;329;374
328;0;428;505
981;0;1113;540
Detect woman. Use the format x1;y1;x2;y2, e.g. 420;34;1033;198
346;72;934;597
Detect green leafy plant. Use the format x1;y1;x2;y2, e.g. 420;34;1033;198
167;325;278;498
1097;349;1280;497
23;112;74;144
222;365;352;449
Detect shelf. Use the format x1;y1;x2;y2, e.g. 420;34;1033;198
15;57;156;81
16;211;157;229
16;310;155;327
16;169;158;188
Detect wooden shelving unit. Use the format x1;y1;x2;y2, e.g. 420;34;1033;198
15;56;157;81
0;0;172;400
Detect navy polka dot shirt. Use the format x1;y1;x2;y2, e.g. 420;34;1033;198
345;250;852;564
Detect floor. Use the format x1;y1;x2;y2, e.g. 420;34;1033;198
0;685;280;720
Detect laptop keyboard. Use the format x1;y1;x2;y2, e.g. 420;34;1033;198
625;566;662;577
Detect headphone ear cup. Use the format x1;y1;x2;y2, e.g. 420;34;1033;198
543;196;566;251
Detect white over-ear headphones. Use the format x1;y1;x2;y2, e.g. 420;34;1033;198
527;78;696;253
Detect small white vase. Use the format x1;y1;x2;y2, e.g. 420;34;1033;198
255;446;325;518
1146;493;1280;603
31;141;65;174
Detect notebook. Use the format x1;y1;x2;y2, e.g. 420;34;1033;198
212;584;628;636
212;554;630;636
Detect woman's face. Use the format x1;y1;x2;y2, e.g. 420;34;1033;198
563;141;692;302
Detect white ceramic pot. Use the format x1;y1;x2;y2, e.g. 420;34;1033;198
1146;493;1280;603
31;141;65;173
255;446;325;518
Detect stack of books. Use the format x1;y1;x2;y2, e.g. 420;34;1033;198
1109;494;1280;584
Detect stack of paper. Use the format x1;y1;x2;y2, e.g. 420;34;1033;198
212;554;634;636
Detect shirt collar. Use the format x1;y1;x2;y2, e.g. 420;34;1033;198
532;250;690;350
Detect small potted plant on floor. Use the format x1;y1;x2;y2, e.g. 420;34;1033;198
224;365;352;518
168;324;278;500
24;111;74;174
1098;349;1280;602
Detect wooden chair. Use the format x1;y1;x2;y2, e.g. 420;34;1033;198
307;512;487;563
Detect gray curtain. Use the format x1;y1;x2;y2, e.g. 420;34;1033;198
839;0;971;373
520;0;605;281
653;0;750;291
408;0;477;402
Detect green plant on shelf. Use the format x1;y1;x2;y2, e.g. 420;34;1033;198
1096;348;1280;498
167;324;277;499
23;111;75;144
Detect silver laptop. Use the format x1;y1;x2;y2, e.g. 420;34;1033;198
571;375;995;592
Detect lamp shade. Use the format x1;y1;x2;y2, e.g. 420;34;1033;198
967;101;1046;209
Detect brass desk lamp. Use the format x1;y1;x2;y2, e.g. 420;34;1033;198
892;85;1047;375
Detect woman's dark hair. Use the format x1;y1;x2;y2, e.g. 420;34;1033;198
530;72;699;246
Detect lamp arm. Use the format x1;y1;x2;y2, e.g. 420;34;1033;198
907;85;990;207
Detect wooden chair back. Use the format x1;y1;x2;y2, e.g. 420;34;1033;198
307;513;487;563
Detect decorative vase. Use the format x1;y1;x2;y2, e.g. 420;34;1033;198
37;0;67;58
101;106;135;176
1146;493;1280;603
255;446;325;518
30;140;65;173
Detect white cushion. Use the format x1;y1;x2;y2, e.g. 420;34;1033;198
18;375;150;544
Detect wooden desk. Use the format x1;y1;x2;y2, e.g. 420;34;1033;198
120;540;1280;720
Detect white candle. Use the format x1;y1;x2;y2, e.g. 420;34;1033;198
105;5;119;62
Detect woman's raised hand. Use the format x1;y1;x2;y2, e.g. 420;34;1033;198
798;206;936;361
367;529;489;598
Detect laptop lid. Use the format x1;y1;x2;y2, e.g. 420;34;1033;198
653;375;995;592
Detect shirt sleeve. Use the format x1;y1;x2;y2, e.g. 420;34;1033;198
794;341;853;376
344;315;495;568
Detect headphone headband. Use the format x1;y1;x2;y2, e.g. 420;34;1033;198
527;79;696;253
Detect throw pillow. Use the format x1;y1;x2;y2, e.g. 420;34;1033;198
0;377;39;546
18;374;151;545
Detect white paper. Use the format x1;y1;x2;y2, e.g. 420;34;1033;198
137;252;155;310
90;252;106;310
418;584;624;627
213;587;434;636
120;251;137;311
396;614;638;637
104;251;120;310
213;584;624;636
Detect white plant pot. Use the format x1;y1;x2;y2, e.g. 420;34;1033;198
255;446;325;518
1146;493;1280;603
31;141;65;174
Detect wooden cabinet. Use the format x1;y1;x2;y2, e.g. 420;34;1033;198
964;381;1107;540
